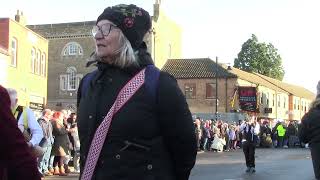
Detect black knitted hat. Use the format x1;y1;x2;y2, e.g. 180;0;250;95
97;4;151;50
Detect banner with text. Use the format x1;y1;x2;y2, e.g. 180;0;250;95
238;87;257;112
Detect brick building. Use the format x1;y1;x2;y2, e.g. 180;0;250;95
162;58;315;122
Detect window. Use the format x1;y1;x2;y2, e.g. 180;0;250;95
294;99;296;110
305;103;307;112
60;67;82;91
185;83;196;99
40;53;46;76
266;93;269;106
272;94;275;106
277;95;281;107
260;93;264;104
206;83;216;99
11;38;17;67
62;42;83;56
60;75;68;90
283;97;286;108
68;44;77;55
35;50;41;75
67;67;77;90
298;100;300;110
31;48;36;73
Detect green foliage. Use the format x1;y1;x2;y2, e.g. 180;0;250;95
234;34;285;80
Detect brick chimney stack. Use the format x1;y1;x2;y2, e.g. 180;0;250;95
15;10;27;26
153;0;161;22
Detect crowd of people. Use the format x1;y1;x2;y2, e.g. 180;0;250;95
36;109;80;177
194;117;303;153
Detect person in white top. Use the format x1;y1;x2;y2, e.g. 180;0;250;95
6;88;43;147
240;115;260;173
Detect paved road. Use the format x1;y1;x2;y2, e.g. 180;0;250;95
47;148;316;180
190;148;315;180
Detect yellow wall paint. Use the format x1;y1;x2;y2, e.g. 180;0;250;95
6;19;48;107
151;8;182;69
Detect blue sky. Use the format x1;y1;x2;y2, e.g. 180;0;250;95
1;0;319;93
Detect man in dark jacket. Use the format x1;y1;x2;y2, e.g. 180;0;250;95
77;4;197;180
38;109;54;176
299;82;320;180
287;121;298;147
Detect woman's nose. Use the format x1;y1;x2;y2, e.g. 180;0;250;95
94;31;104;39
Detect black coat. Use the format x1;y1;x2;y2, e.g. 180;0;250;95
77;54;197;180
298;105;320;146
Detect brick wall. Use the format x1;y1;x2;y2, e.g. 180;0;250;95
176;78;238;114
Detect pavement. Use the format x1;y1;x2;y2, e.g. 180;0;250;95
46;148;316;180
190;148;315;180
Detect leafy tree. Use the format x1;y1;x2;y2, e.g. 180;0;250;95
234;34;285;80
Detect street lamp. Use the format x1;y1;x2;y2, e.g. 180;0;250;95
215;56;218;120
151;28;156;63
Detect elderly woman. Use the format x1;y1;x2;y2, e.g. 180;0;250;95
299;81;320;180
0;85;41;180
77;4;197;180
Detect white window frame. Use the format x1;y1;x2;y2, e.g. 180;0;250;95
67;67;77;90
35;50;41;75
62;42;83;56
60;75;68;91
40;53;46;76
31;48;36;73
11;38;17;67
68;44;77;55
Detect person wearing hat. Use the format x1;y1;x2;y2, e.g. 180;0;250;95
298;81;320;180
77;4;197;180
240;115;260;173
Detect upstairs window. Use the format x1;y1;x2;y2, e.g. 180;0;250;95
63;42;83;56
67;67;77;90
206;83;216;99
40;53;46;76
35;50;41;75
60;67;83;91
31;48;36;73
185;83;196;99
11;38;17;67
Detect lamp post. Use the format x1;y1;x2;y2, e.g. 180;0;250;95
215;56;218;121
151;28;156;63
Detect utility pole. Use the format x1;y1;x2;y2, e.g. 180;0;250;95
215;56;218;121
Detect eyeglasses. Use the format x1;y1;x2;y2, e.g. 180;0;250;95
92;23;117;37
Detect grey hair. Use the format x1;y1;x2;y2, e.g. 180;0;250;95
90;30;139;68
6;88;17;101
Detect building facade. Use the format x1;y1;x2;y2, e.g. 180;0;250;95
29;1;182;111
0;12;48;116
28;21;96;111
0;46;9;86
150;1;182;68
162;58;315;122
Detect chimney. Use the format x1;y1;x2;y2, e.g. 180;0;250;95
15;10;27;26
153;0;161;22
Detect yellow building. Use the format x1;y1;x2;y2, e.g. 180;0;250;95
0;46;9;86
147;1;182;69
0;11;48;114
